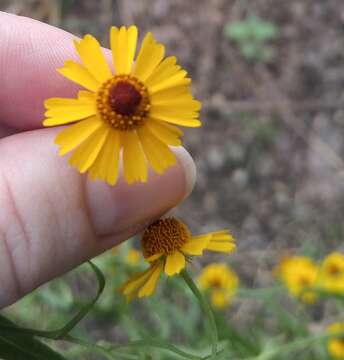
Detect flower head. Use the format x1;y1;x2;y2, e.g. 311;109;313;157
44;26;201;185
327;322;344;359
198;263;239;309
275;256;318;304
119;218;236;301
318;252;344;295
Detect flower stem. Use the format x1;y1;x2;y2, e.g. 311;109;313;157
181;270;218;358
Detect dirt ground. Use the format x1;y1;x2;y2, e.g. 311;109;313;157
2;0;344;286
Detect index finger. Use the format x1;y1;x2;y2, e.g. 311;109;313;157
0;12;83;130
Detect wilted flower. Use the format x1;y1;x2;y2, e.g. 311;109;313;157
275;256;318;304
327;322;344;359
44;26;201;185
198;263;238;309
119;218;236;301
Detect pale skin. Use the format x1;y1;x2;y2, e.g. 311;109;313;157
0;12;196;308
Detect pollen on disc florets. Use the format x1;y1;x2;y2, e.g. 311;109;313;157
96;75;150;131
141;218;192;258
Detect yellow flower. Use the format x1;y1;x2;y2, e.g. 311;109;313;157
318;252;344;295
327;322;344;359
126;248;141;266
275;256;318;304
198;263;239;309
119;218;236;301
44;26;201;185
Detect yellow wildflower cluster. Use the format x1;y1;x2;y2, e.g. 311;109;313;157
275;252;344;303
198;263;238;309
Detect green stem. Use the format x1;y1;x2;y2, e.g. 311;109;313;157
181;270;218;359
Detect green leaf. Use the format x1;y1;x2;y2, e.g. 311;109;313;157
0;261;105;339
0;316;66;360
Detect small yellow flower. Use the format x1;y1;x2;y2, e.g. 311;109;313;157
119;218;236;301
126;248;141;266
198;263;239;309
327;322;344;359
44;26;201;185
318;252;344;295
275;256;318;304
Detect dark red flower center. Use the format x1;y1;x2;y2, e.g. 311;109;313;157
109;81;142;116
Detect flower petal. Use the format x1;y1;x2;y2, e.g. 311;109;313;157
55;116;103;155
122;131;148;183
164;252;186;276
182;234;211;256
146;253;163;262
138;262;163;298
74;34;112;83
144;56;180;88
133;33;165;82
119;266;156;302
206;241;236;253
69;125;110;173
110;26;138;74
145;119;183;146
149;71;191;95
137;126;176;174
57;60;100;92
89;130;121;185
44;98;96;126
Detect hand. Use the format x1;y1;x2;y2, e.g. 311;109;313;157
0;12;195;308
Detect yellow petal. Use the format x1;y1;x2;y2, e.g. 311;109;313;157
151;113;201;128
110;26;138;74
43;97;96;126
133;33;165;82
149;71;191;95
146;253;163;262
119;267;155;301
164;252;186;276
144;56;180;87
69;125;109;173
44;105;96;125
74;35;112;83
182;234;211;256
89;130;121;185
150;86;190;102
138;262;163;297
210;230;235;242
151;99;201;112
57;60;100;92
44;96;93;110
77;90;96;100
122;131;148;184
55;116;102;155
137;126;176;174
145;119;183;146
206;241;236;253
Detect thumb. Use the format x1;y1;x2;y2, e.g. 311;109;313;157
0;128;195;308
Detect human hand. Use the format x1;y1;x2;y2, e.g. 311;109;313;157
0;12;195;308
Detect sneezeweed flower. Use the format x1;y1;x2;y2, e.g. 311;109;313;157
318;252;344;295
274;256;318;304
44;26;201;185
198;263;239;309
125;248;141;266
327;322;344;359
119;218;236;301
